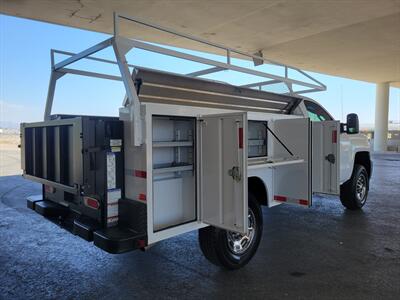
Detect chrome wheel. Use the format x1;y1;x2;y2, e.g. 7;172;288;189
227;209;256;255
356;173;367;203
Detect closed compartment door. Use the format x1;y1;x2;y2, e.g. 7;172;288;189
198;112;248;234
312;121;340;195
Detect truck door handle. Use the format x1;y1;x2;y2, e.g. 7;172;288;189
228;166;241;182
325;154;335;164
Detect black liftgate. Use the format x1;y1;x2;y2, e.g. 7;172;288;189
21;115;146;253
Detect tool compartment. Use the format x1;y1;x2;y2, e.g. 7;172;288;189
152;115;197;231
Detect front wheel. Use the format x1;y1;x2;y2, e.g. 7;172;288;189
340;164;369;210
198;193;263;270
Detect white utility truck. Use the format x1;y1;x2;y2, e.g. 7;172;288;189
21;15;372;269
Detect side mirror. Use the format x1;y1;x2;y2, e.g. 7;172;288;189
346;113;359;134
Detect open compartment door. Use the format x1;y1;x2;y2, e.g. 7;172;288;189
311;121;340;195
270;118;312;207
198;112;248;234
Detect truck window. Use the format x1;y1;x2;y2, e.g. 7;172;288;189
303;100;333;121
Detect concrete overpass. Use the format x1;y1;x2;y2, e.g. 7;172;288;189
1;0;399;150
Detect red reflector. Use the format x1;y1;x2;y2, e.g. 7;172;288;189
134;170;147;178
137;239;146;248
332;130;337;144
84;197;100;209
274;195;287;202
299;199;309;206
138;193;146;201
238;127;243;149
44;185;55;193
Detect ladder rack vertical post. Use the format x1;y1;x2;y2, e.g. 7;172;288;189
113;12;119;36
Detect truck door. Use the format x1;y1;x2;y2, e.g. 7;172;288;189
312;121;340;195
198;112;248;234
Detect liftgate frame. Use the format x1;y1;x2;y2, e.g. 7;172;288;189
44;12;326;147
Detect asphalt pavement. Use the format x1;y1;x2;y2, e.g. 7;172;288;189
0;153;399;299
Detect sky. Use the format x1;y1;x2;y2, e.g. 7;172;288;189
0;14;399;129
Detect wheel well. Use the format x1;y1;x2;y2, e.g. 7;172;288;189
354;151;371;178
248;177;268;206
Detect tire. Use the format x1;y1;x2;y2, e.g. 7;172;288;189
340;164;369;210
198;193;263;270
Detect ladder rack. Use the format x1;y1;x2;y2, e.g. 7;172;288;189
44;12;326;146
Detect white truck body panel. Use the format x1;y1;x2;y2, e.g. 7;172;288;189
121;97;370;245
339;133;371;183
122;103;312;244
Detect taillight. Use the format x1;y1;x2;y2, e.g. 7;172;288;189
84;197;100;209
238;127;243;149
332;130;337;143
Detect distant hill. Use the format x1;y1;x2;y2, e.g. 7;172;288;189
0;121;19;130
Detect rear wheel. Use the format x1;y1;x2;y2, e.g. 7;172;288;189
340;164;369;210
198;193;263;270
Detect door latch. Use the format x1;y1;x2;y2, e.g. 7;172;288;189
228;166;241;182
325;153;336;164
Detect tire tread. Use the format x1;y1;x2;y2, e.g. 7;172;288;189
198;226;222;267
340;164;368;210
198;193;263;269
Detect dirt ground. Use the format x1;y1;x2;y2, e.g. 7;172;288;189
0;134;21;176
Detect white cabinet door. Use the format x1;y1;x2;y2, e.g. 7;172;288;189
270;118;312;207
198;112;248;234
312;121;340;195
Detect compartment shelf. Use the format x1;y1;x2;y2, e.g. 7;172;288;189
248;139;265;146
152;115;196;232
248;157;304;169
153;163;193;174
153;141;193;148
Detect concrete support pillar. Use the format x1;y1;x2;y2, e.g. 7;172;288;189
374;82;390;152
